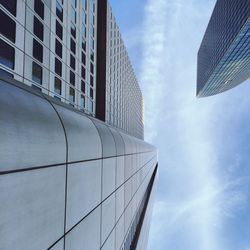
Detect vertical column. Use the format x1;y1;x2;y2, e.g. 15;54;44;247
95;0;107;121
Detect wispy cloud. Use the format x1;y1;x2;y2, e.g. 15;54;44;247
139;0;250;249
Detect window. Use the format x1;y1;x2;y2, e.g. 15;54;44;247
56;1;63;22
90;51;94;62
80;95;85;109
34;0;44;19
0;39;15;69
33;39;43;63
0;0;17;16
90;75;94;86
33;16;44;41
54;76;61;95
90;63;94;74
32;61;42;84
0;9;16;43
81;80;85;93
70;70;75;85
70;54;75;70
82;39;86;51
55;57;62;76
69;87;75;103
0;68;13;78
70;38;76;54
81;66;85;79
71;23;76;38
90;87;93;98
55;39;62;58
81;52;86;65
56;20;63;40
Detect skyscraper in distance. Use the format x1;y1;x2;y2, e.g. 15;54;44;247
197;0;250;97
0;0;157;249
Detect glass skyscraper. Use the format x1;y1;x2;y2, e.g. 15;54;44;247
0;0;157;249
197;0;250;97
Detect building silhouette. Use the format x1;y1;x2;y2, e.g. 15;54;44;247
0;0;157;249
197;0;250;97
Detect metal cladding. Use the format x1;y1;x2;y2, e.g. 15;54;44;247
0;77;158;250
197;0;250;97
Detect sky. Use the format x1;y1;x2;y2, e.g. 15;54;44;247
110;0;250;249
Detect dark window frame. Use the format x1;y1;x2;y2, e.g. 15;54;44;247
0;9;16;43
32;61;43;85
0;38;15;69
34;0;44;20
33;16;44;41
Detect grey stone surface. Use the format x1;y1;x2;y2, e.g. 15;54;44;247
65;207;101;250
0;167;66;250
0;80;66;172
90;118;116;157
102;158;116;200
101;229;115;250
66;160;102;230
101;193;116;245
54;104;102;162
108;127;125;156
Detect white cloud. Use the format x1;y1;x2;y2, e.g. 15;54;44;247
139;0;250;249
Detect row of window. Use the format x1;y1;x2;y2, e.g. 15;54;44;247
0;0;95;113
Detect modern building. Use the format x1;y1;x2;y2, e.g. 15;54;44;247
0;0;157;250
0;0;143;139
196;0;250;97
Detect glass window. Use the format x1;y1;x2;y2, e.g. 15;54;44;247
32;61;42;84
70;54;75;70
90;87;93;98
56;20;63;40
0;0;17;16
71;23;76;38
70;70;75;85
54;76;61;95
55;38;62;58
34;0;44;20
0;9;16;43
69;87;75;103
81;66;85;79
55;57;62;76
90;74;94;86
90;50;94;62
0;68;13;78
0;39;15;69
90;62;94;74
33;16;44;41
33;38;43;63
80;95;85;109
82;39;86;51
81;80;85;93
81;52;86;65
56;1;63;22
70;38;76;54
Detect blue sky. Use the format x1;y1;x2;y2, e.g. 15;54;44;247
110;0;250;249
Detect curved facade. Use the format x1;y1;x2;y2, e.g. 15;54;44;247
0;77;157;250
197;0;250;97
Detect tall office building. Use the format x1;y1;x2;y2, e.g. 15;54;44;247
197;0;250;97
0;0;143;138
0;0;157;250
